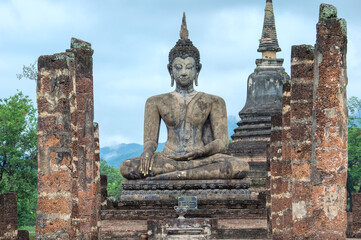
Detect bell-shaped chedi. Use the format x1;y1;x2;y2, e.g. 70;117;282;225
229;0;289;158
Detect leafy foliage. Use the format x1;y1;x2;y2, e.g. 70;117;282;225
100;158;125;200
0;92;38;226
16;61;37;81
347;96;361;210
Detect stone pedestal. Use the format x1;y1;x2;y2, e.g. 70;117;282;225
100;180;268;239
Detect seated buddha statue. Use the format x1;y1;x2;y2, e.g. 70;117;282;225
120;13;249;180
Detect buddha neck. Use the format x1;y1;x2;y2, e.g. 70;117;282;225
175;85;196;96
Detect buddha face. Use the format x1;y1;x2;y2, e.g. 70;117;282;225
171;57;199;88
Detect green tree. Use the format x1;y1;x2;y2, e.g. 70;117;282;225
0;91;38;226
347;96;361;211
100;158;125;200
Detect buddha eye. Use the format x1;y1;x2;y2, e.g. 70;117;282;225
186;64;194;70
174;64;182;70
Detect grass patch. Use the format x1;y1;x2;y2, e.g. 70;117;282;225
19;226;35;231
19;226;35;239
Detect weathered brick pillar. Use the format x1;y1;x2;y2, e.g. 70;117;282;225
266;144;271;238
68;38;96;239
93;122;101;239
36;52;76;239
352;193;361;237
36;38;100;239
290;45;314;238
269;83;293;239
0;193;18;239
270;113;292;238
312;4;348;239
100;175;108;207
279;82;292;238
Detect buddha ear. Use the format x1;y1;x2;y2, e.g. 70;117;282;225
195;64;201;86
168;64;174;87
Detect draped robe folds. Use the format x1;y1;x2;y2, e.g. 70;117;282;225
120;91;249;180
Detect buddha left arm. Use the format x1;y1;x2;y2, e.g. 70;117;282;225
203;96;228;155
180;96;228;160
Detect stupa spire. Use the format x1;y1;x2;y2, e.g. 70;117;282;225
180;12;189;40
258;0;281;58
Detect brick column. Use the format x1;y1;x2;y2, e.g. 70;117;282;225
36;38;100;239
269;113;292;238
68;38;96;239
280;82;292;238
352;193;361;238
0;193;18;239
266;144;271;238
290;45;315;238
312;4;348;239
269;83;293;239
100;175;108;207
36;52;76;239
93;122;101;239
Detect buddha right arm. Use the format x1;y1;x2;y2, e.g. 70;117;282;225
141;97;161;175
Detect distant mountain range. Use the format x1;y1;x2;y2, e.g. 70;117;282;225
100;115;239;168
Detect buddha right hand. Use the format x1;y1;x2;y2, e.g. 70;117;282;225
140;150;154;177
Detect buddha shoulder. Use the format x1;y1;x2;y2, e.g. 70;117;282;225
200;93;226;106
145;92;176;106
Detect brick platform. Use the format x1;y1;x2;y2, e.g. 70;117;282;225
100;179;268;239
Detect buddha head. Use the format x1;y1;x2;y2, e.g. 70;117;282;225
168;13;202;87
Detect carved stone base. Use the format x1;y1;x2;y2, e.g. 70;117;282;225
121;179;251;201
100;179;268;239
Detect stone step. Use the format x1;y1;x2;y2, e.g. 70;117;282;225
232;130;271;139
101;208;266;221
235;124;271;130
99;218;269;239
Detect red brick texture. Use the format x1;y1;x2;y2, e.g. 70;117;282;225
352;193;361;238
0;193;18;239
268;4;348;239
290;44;315;239
312;4;348;239
36;38;100;239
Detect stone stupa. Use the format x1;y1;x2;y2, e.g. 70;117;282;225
228;0;290;163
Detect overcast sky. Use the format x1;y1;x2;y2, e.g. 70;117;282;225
0;0;360;146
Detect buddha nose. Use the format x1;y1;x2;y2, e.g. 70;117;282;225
181;68;187;76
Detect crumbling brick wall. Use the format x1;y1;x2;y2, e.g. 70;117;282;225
351;193;361;238
268;83;293;239
0;193;30;240
311;4;348;239
0;193;18;239
268;4;348;239
36;38;100;239
290;44;315;238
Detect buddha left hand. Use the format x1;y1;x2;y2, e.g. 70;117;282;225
173;146;206;161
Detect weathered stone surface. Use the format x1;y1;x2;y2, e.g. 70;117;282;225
229;1;289;188
120;14;249;181
0;193;18;240
100;196;267;239
36;38;100;239
148;218;216;239
290;44;315;239
312;4;348;239
352;193;361;238
267;4;348;239
36;51;75;239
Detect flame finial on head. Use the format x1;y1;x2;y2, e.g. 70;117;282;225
168;12;201;86
180;12;189;40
